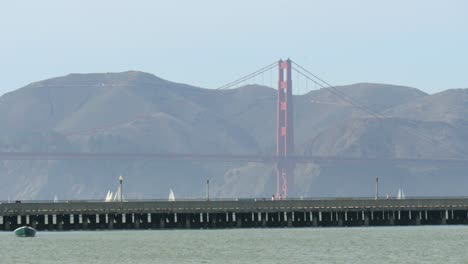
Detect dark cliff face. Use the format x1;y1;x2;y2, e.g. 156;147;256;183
0;71;467;200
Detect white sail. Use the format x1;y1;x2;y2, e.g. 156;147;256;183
105;190;113;202
168;189;175;201
53;195;58;203
113;188;119;201
113;185;124;202
397;188;405;200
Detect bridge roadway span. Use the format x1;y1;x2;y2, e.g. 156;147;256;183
1;152;468;166
1;198;468;231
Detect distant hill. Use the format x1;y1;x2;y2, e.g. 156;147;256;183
0;71;467;200
386;88;468;124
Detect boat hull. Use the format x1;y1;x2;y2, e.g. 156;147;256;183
14;226;36;237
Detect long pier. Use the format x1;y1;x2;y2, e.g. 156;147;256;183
1;198;468;231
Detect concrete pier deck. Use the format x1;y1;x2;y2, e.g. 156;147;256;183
1;198;468;230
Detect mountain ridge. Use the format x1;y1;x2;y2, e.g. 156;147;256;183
1;71;467;199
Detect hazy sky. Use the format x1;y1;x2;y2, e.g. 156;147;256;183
1;0;467;95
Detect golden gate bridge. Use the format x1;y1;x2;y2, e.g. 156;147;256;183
1;59;466;198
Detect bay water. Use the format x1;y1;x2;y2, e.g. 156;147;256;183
1;226;467;263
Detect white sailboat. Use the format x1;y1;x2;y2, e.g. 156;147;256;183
105;190;113;202
104;175;125;202
397;188;405;200
168;189;175;201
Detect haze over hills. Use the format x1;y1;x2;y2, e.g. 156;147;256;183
1;71;467;200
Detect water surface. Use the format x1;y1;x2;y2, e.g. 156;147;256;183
1;226;467;263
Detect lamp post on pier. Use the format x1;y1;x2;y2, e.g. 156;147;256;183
119;175;124;207
375;177;379;200
206;179;210;201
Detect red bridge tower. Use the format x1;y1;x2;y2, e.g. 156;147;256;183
276;59;295;198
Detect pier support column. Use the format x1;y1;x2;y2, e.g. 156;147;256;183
185;215;191;229
338;213;343;226
82;215;88;230
442;210;448;225
31;215;37;229
364;212;370;226
416;212;421;225
4;217;10;231
389;212;395;225
44;214;49;226
312;213;318;227
108;214;114;230
211;213;217;228
287;212;292;227
236;216;242;228
134;214;140;229
57;215;64;231
151;214;157;229
122;214;127;228
159;215;166;229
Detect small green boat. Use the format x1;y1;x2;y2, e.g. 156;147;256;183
14;226;36;237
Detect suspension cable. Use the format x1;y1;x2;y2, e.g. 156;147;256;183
216;61;278;90
292;66;383;118
293;61;374;113
291;60;467;158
